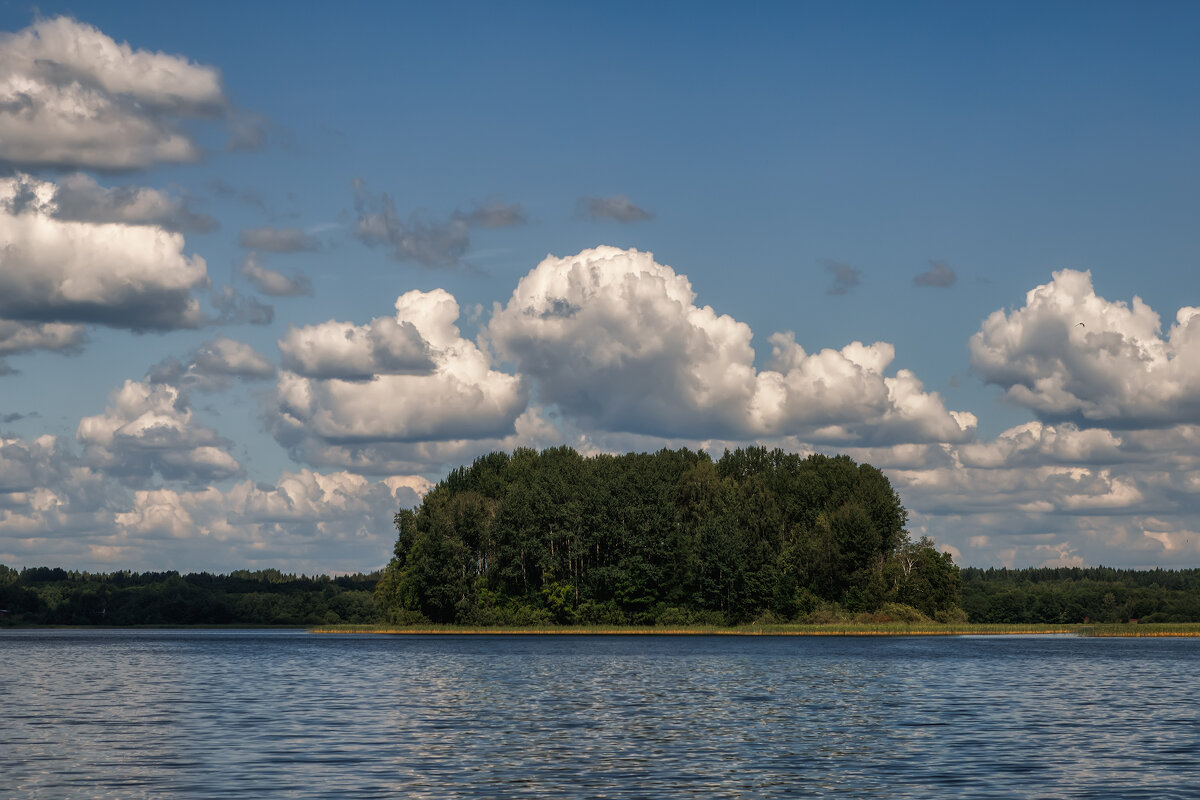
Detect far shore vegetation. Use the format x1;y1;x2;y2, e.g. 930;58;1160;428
311;622;1200;637
4;448;1200;633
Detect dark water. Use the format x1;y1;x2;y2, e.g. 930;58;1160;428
2;631;1198;799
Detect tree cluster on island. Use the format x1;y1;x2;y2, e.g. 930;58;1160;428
375;446;964;626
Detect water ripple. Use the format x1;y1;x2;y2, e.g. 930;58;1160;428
1;631;1198;798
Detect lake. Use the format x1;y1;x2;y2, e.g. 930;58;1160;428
1;630;1197;798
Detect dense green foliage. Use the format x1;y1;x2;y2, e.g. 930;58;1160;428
962;566;1200;623
376;446;964;625
0;565;379;626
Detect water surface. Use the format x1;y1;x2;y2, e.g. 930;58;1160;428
2;630;1196;798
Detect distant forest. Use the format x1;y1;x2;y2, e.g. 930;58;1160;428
4;446;1200;627
5;563;1200;627
963;566;1200;624
0;567;379;626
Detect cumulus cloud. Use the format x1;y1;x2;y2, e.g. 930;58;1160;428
855;412;1200;568
190;337;273;379
239;253;312;297
148;337;274;392
19;172;218;232
0;428;427;572
577;194;654;223
111;470;422;560
275;406;560;477
0;434;72;494
0;16;226;170
487;246;975;444
823;260;861;295
278;316;433;382
970;269;1200;427
238;226;320;253
352;180;525;268
76;379;242;485
914;260;956;288
0;174;209;330
271;288;528;469
0;319;85;373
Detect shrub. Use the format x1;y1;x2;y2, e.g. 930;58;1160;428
877;602;930;623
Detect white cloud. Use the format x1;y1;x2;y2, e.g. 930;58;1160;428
190;337;274;380
277;316;433;382
880;415;1200;567
276;406;560;476
0;319;85;373
0;174;209;330
0;320;83;355
0;16;226;170
76;379;241;484
487;246;975;444
970;268;1200;426
272;289;528;469
50;173;216;232
956;421;1126;468
104;469;426;570
149;337;275;392
0;433;425;571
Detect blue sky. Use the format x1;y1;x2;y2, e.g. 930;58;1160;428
2;1;1199;573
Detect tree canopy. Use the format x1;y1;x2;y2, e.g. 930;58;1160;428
376;446;963;625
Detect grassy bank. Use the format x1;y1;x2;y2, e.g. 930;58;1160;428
311;623;1078;636
1079;623;1200;637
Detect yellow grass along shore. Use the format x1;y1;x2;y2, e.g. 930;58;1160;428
311;622;1200;637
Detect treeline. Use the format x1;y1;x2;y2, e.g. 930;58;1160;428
6;559;1200;629
376;446;964;626
963;566;1200;623
0;566;379;626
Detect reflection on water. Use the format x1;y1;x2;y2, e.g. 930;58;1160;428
2;630;1198;798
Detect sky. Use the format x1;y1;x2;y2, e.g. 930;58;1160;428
2;1;1200;574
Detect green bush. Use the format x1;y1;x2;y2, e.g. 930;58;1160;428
876;602;930;623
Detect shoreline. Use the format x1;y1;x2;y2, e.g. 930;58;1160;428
5;623;1197;637
311;623;1068;636
310;622;1200;637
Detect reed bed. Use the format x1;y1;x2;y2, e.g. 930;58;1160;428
311;623;1077;636
1080;623;1200;637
